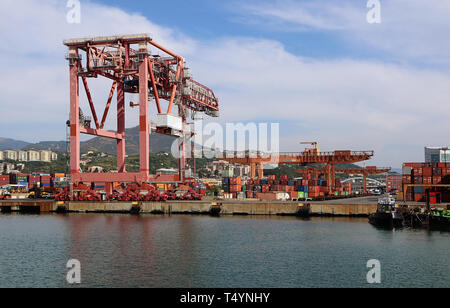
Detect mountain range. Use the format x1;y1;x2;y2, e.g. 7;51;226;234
0;126;176;156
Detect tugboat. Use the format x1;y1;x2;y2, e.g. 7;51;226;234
369;195;403;228
429;209;450;231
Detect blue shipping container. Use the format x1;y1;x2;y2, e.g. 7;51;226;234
414;187;423;193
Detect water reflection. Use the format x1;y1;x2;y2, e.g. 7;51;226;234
0;214;448;288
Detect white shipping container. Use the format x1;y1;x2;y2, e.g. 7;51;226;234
402;166;412;175
276;192;290;201
155;114;183;131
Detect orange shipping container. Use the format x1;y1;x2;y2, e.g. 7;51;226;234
289;192;298;199
229;177;242;185
229;185;242;192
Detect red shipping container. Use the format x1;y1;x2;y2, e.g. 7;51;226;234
414;193;424;202
310;186;320;193
246;191;255;198
423;177;432;184
280;175;289;181
433;177;442;184
422;167;432;177
402;175;411;184
256;192;277;200
413;168;423;176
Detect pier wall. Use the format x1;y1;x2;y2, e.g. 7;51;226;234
0;200;379;216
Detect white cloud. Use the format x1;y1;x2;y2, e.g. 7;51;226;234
1;0;450;167
238;0;450;65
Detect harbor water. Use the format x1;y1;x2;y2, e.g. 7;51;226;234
0;214;448;288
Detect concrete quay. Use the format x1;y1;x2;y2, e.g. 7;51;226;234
0;198;381;217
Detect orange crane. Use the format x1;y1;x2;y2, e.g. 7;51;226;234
220;142;374;193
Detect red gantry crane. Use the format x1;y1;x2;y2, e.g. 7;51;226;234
64;34;219;195
221;142;374;193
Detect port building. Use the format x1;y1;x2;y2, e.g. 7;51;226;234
425;147;450;163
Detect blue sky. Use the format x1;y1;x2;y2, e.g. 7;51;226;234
1;0;450;167
95;0;396;62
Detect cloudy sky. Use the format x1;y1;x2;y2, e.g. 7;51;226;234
1;0;450;167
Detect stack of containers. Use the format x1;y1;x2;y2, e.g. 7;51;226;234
279;175;288;185
297;185;308;200
16;174;28;187
196;180;207;196
93;182;106;191
28;175;40;189
224;172;357;200
402;162;450;202
344;182;352;195
386;175;402;193
40;174;51;188
222;178;230;193
334;179;344;196
229;177;242;198
53;173;66;186
0;175;10;186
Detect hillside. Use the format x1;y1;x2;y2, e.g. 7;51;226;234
23;141;68;152
0;138;31;151
80;126;176;155
1;126;176;155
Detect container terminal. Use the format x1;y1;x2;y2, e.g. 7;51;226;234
0;34;449;230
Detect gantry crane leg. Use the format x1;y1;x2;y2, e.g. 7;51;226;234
363;173;367;195
257;164;264;179
326;163;336;194
250;163;256;179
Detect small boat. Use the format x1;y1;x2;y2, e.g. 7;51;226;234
369;196;403;228
429;209;450;231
